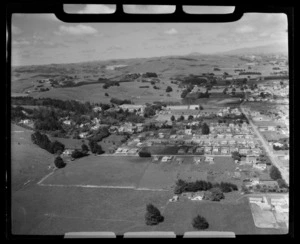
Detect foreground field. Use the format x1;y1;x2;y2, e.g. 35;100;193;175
11;124;54;191
11;127;286;235
41;156;151;188
12;184;285;235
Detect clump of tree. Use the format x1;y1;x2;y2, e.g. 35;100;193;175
201;123;210;135
31;131;65;154
181;87;192;98
192;215;209;230
71;149;88;159
170;115;175;122
89;127;110;142
139;150;151;157
269;165;282;180
231;151;242;161
188;115;194;121
174;179;238;195
110;98;132;105
34;108;63;131
145;204;164;225
142;72;158;78
203;187;225;201
177;115;185;122
81;144;89;154
88;140;104;154
277;179;289;189
54;156;66;169
166;86;173;92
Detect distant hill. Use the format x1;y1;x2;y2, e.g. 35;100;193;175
220;42;288;55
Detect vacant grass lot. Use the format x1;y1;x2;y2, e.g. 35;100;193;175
42;156;151;187
12;185;172;235
155;198;284;235
11;124;54;191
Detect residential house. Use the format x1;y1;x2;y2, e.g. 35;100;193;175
62;149;73;156
162;156;172;162
239;148;248;154
221;147;229;154
205;156;214;162
246;156;257;164
259;179;279;188
195;147;204;154
93;106;102;112
63;120;72;125
178;148;187;154
194;157;201;164
187;147;195;154
212;147;219;155
253;162;267;170
128;148;138;154
79;132;89;139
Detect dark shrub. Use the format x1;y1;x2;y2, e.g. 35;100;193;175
192;215;209;230
145;204;164;225
54;156;66;169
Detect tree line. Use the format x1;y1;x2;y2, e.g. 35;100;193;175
31;131;65;154
174;179;238;194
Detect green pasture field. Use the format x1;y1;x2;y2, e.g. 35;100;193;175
11;124;54;191
41;155;151;187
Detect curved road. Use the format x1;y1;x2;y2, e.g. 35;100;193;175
240;102;289;185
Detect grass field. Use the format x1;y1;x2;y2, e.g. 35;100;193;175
11;124;54;191
154;198;284;234
11;185;172;235
41;156;151;187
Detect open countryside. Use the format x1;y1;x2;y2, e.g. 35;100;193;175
10;13;290;237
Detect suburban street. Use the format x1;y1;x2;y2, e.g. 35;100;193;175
240;103;289;185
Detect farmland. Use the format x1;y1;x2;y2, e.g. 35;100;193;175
10;48;290;236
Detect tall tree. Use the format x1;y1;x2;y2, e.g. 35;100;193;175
145;204;164;225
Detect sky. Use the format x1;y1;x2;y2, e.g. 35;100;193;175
10;5;288;66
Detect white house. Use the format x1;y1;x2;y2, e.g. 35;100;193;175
205;156;214;162
79;132;88;138
253;162;267;170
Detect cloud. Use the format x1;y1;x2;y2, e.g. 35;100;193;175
164;28;178;35
80;48;96;53
12;35;68;49
235;25;256;33
12;39;30;47
11;24;22;35
106;45;123;51
124;5;175;14
55;24;98;36
78;4;115;14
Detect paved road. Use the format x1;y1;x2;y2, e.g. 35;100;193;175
240;103;289;185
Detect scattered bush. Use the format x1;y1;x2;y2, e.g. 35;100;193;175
71;149;88;159
166;86;173;92
201;123;210;135
192;215;209;230
277;179;288;188
88;140;104;154
203;187;225;201
269;165;282;180
31;131;65;154
54;156;66;169
145;204;164;225
139;151;151;157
